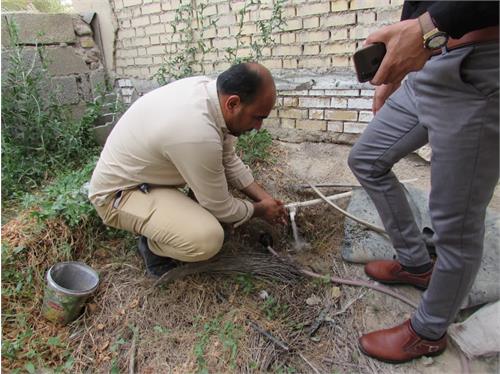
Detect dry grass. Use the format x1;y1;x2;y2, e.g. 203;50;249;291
2;142;387;373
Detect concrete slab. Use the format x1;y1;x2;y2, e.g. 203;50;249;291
4;13;76;44
45;46;89;75
51;76;80;104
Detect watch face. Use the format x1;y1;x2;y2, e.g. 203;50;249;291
427;33;448;49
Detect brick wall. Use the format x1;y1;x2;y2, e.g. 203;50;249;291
106;0;404;135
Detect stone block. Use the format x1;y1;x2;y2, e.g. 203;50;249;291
281;90;309;96
70;101;87;121
147;45;165;55
324;89;359;96
309;109;324;120
281;118;296;129
332;56;350;67
347;98;372;109
297;31;330;43
296;119;326;131
282;59;298;69
79;74;93;102
93;117;116;146
273;45;302;56
212;38;237;50
264;117;280;128
4;13;76;44
359;110;374;122
74;19;92;36
331;0;349;12
80;36;95;48
327;121;344;132
131;16;150;28
331;97;348;109
89;69;106;96
299;97;330;108
303;45;320;55
377;7;402;23
298;57;331;69
45;47;89;75
330;29;348;41
350;0;390;10
279;108;307;119
325;110;358;121
283;6;296;17
123;0;142;6
308;90;325;96
303;17;319;29
297;2;330;16
145;24;165;35
280;33;295;44
282;97;299;107
142;3;161;14
321;12;356;27
344;121;367;133
358;11;376;24
51;76;80;104
322;43;356;55
350;25;379;40
283;19;302;31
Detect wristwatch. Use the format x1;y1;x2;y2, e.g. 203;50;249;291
418;12;448;49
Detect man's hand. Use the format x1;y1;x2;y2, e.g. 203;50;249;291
372;83;401;114
365;18;433;85
254;198;288;225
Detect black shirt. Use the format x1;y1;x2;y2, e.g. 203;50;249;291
401;1;499;39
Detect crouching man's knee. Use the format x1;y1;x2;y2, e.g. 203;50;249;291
184;223;225;262
347;145;365;178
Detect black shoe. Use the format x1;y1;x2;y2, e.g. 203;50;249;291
137;236;178;278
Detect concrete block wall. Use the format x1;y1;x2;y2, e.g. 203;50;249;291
105;0;404;135
1;12;107;120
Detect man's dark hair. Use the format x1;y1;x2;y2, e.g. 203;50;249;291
216;63;263;104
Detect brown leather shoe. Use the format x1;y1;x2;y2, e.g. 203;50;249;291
359;319;447;363
364;260;432;290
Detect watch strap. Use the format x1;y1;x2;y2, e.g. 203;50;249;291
418;12;436;36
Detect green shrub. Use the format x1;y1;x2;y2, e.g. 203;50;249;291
236;129;273;166
1;22;99;200
21;158;98;228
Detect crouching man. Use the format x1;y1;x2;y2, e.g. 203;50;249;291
89;63;287;277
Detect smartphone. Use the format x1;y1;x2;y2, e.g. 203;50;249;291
353;43;386;83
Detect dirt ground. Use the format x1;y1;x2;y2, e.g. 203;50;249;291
68;140;499;373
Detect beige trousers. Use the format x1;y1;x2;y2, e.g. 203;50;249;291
93;187;224;262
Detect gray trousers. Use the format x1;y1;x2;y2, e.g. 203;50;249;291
348;42;499;339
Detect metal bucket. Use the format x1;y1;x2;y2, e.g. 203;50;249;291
42;261;99;324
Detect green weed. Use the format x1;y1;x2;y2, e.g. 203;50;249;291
260;295;289;320
21;157;98;228
194;316;242;373
236;129;273;166
235;274;255;295
1;21;105;201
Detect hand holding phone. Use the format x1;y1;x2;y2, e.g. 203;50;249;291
353;43;386;83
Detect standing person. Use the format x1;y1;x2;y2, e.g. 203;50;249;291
89;63;287;278
348;1;499;363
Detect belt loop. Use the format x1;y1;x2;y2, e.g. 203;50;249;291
440;45;448;55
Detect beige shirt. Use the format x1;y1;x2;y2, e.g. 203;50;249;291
89;76;255;226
